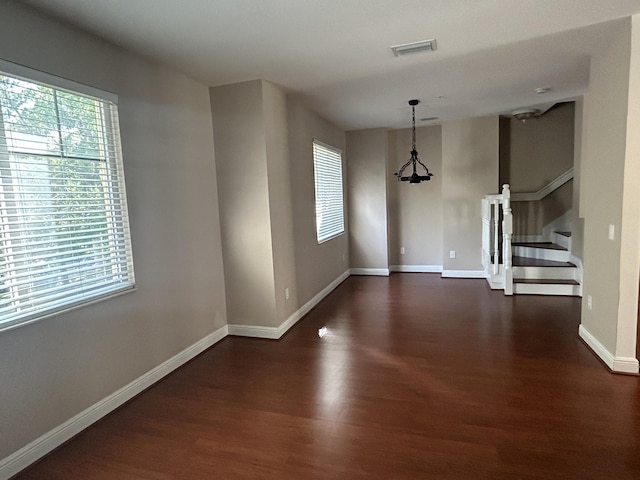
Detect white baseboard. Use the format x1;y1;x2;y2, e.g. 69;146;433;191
612;356;640;374
349;268;389;276
0;325;229;480
579;324;615;369
228;269;351;340
441;270;486;278
389;265;443;273
579;324;639;373
226;324;280;339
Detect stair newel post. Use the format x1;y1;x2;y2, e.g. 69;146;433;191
481;198;490;274
502;184;514;295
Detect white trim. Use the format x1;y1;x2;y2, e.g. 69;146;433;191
227;324;279;339
0;287;136;334
579;324;615;369
228;270;350;340
612;357;640;374
569;254;583;284
486;276;505;290
390;265;443;273
553;231;571;250
580;323;639;373
514;282;581;296
0;325;229;479
441;270;486;278
512;234;545;243
0;57;118;104
312;138;342;155
512;245;571;263
511;168;574;202
512;265;577;280
350;268;390;276
542;209;574;242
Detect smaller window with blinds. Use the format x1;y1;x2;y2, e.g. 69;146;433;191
312;140;344;243
0;62;135;331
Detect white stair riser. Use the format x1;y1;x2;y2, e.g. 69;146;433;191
512;266;577;280
514;283;582;296
512;246;570;263
553;233;571;250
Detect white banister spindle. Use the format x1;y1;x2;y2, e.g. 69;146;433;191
481;198;490;270
502;184;513;295
492;201;499;275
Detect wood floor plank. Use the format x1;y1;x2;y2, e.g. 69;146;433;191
12;274;640;480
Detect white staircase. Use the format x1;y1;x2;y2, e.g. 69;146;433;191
512;232;582;296
482;187;582;297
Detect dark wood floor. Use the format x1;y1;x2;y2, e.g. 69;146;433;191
15;274;640;479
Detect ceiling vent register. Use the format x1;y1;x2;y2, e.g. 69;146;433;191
390;39;438;57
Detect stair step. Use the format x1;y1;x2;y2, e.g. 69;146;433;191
512;243;571;263
511;242;567;251
513;265;577;281
553;231;572;249
515;278;579;285
514;277;581;296
512;256;575;267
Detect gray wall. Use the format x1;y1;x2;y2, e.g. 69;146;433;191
617;15;640;362
210;80;278;327
507;103;575;192
211;81;347;328
442;116;499;272
0;2;227;461
387;126;443;268
511;181;573;236
580;16;639;362
288;98;348;305
346;129;389;270
347;118;495;274
571;98;585;261
264;81;299;322
502;102;576;237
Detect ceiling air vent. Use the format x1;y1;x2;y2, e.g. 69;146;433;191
390;39;438;57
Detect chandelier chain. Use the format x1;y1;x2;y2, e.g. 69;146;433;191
393;99;433;183
412;104;416;151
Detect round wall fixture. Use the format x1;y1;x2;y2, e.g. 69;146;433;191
512;108;541;123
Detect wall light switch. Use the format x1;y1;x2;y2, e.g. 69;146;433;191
285;288;290;300
608;224;615;240
587;295;592;310
449;250;456;259
400;247;405;255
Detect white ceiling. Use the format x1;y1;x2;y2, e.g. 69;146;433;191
22;0;640;130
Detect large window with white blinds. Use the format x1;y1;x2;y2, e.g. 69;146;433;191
0;63;134;331
312;140;344;243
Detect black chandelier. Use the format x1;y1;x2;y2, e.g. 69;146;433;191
394;99;433;184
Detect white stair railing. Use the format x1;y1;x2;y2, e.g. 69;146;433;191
481;185;513;295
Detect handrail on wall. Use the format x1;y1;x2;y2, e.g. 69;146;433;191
510;168;574;202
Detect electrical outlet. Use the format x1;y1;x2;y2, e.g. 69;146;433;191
449;250;456;259
587;295;592;310
608;224;615;240
400;247;405;255
285;288;290;300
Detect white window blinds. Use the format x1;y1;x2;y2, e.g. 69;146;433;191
313;140;344;243
0;67;134;331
